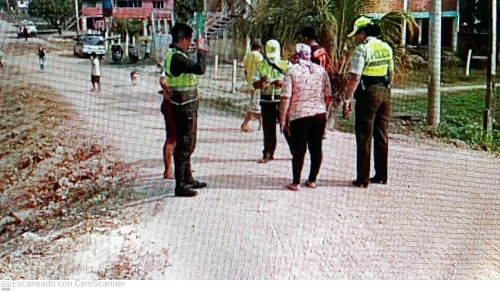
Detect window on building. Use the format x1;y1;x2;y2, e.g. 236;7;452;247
116;0;142;7
84;0;103;8
152;1;164;9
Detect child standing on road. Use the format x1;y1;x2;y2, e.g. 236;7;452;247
90;52;101;92
38;46;46;72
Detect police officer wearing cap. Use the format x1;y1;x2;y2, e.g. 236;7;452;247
343;16;394;188
160;23;207;197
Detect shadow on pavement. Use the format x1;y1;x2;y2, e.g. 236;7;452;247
197;138;261;143
195;174;290;190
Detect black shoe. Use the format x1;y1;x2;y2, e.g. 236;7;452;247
369;177;387;184
258;156;273;164
175;186;198;197
185;180;208;189
352;180;369;188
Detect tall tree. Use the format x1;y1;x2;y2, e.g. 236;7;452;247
112;19;144;39
28;0;74;34
175;0;203;23
234;0;417;91
2;0;18;10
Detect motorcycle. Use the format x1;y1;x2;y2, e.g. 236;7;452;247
111;44;123;63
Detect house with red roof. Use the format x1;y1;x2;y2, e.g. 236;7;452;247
80;0;175;35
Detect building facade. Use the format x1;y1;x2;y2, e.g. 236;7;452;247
81;0;175;35
17;0;30;13
367;0;460;50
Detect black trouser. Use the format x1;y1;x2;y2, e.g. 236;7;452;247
260;98;293;158
354;82;391;183
171;100;199;187
289;114;327;185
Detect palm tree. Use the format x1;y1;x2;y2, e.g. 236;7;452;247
234;0;418;90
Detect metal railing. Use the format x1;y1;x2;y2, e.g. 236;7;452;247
202;0;250;40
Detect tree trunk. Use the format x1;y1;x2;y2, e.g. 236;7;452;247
428;0;442;126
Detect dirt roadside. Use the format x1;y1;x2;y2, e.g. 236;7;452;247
2;19;500;280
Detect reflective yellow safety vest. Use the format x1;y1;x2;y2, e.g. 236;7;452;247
164;48;198;91
256;59;292;97
360;38;393;77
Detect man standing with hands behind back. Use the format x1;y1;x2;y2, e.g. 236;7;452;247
160;23;207;197
343;16;394;188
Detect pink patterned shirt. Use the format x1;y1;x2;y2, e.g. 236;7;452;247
282;62;332;122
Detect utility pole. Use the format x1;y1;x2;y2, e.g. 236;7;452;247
401;0;409;47
484;0;497;131
74;0;80;35
428;0;442;126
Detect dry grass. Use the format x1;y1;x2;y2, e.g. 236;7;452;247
0;83;137;244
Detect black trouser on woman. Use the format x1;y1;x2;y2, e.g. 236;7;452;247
260;97;293;158
171;99;199;188
289;114;327;185
354;81;391;184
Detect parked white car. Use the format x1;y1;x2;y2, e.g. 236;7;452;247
74;34;106;57
17;20;38;38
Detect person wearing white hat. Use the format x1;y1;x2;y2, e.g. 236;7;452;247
253;39;293;164
280;43;332;191
343;16;394;188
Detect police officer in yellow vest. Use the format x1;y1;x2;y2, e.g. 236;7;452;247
253;40;293;163
343;17;394;188
160;23;207;197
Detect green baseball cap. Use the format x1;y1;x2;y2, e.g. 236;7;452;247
348;16;374;37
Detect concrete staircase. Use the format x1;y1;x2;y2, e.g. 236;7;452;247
189;0;251;51
204;0;250;40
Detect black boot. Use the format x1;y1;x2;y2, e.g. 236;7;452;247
175;185;198;197
369;176;387;184
185;166;207;189
185;179;208;189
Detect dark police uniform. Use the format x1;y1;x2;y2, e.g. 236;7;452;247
350;36;394;184
163;44;206;192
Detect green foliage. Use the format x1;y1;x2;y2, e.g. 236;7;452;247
112;19;143;39
28;0;74;32
234;0;418;92
0;0;17;10
175;0;202;23
397;90;500;152
334;89;500;152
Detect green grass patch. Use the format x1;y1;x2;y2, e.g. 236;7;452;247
336;89;500;152
394;65;487;89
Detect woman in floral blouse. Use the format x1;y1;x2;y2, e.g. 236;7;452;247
280;43;333;191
